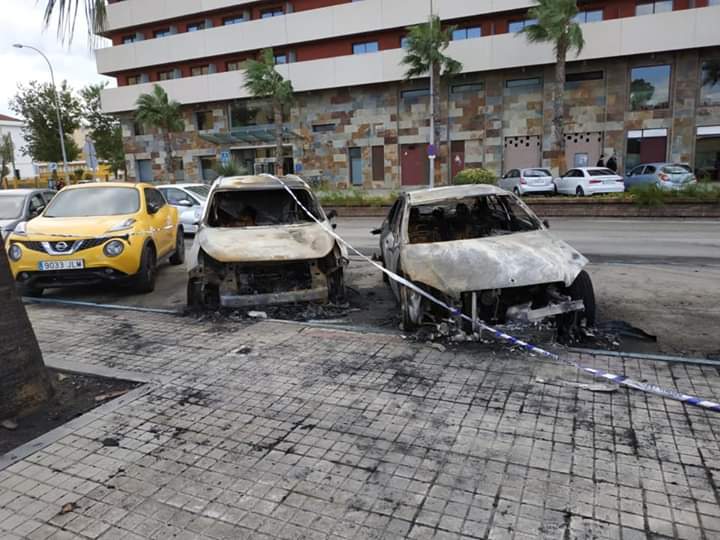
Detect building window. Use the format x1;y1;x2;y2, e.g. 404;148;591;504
451;82;483;94
260;7;284;18
452;27;481;40
636;1;673;15
508;19;537;33
629;65;671;111
400;36;410;49
349;147;363;186
186;21;206;32
401;88;430;100
312;124;335;133
126;75;141;85
195;111;213;131
695;126;720;182
372;146;385;182
222;15;246;25
625;129;668;170
700;60;720;106
230;102;275;128
133;122;146;136
157;70;175;81
573;9;604;23
191;65;211;76
274;53;288;65
353;41;379;55
506;77;542;89
226;60;244;71
122;34;136;44
565;71;603;89
154;28;171;38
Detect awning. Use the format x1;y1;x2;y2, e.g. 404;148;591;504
198;126;302;146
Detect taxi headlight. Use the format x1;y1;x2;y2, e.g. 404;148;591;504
103;240;125;257
8;243;22;261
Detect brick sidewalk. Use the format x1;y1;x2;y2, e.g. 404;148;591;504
1;305;719;539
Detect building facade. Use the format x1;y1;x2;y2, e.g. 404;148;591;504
0;114;35;180
97;0;720;187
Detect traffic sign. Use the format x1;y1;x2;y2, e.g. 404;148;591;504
220;151;230;164
427;144;437;158
49;162;58;172
294;163;303;173
83;138;98;171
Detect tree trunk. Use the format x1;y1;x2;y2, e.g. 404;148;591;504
0;242;53;420
274;101;284;176
164;130;175;184
552;41;568;163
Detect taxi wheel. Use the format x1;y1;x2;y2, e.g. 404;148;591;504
169;229;185;265
133;245;157;294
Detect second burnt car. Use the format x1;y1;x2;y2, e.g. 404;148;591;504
187;174;347;309
374;185;595;334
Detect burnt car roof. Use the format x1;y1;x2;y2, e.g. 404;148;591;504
406;185;508;206
214;175;309;191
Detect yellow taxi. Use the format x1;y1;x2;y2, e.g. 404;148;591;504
4;182;184;296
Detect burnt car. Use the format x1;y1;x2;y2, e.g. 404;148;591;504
374;185;595;333
187;175;347;309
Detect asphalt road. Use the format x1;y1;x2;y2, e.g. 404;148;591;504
336;217;720;263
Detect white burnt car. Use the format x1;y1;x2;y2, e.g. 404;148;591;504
187;175;347;309
374;185;595;333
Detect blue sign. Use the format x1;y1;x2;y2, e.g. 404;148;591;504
294;163;303;173
427;144;437;158
219;151;230;164
48;162;58;172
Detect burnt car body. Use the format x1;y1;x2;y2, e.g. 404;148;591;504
187;175;347;309
375;185;595;332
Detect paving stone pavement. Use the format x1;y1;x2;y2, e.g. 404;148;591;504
1;305;720;540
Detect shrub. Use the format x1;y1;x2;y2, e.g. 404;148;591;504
215;161;247;177
74;168;85;181
629;185;666;207
318;189;396;207
453;168;497;185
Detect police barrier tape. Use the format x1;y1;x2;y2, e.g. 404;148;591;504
270;175;720;414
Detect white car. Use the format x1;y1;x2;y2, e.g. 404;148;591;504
499;168;555;196
554;167;625;196
157;183;209;234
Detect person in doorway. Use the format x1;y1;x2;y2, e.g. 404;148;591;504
596;154;605;167
606;154;618;173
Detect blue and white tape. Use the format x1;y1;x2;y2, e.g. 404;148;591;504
272;175;720;414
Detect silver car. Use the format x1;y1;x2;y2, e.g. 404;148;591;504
0;189;56;239
499;168;555;196
624;162;697;190
157;183;209;234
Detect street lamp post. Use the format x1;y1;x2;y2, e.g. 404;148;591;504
428;0;435;189
13;44;70;186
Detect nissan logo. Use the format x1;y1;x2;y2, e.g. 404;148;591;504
55;241;68;251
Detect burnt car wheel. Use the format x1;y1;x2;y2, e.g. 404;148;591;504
400;284;425;331
187;279;220;310
133;244;157;294
169;228;185;265
558;270;596;336
328;267;346;304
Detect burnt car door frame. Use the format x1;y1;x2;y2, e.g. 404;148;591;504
380;196;406;299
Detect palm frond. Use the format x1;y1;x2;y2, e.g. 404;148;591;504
401;15;463;81
42;0;106;44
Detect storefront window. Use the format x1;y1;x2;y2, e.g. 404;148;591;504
700;60;720;106
629;65;671;111
695;128;720;182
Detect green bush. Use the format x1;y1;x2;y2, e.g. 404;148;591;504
318;189;397;207
629;185;666;207
453;168;497;185
74;168;85;181
215;161;247;177
628;183;720;207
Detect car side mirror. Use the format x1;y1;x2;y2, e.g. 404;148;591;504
543;219;550;229
177;199;194;207
326;209;338;220
147;202;160;214
371;228;382;235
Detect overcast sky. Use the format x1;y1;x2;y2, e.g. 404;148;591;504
0;0;113;118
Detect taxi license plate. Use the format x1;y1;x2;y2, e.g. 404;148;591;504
38;260;84;271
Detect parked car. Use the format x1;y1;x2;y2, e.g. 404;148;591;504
554;167;625;196
187;174;347;309
499;168;555;196
157;183;209;234
5;183;183;296
0;189;56;239
624;162;697;190
373;185;595;334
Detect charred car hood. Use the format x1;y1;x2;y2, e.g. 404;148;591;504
401;230;587;296
197;222;335;263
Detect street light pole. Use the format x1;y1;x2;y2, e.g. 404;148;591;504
13;44;70;186
428;0;435;189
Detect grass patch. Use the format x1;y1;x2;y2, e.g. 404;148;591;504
318;190;397;207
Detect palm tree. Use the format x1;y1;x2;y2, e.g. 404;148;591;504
244;48;295;176
702;59;720;87
0;242;54;421
0;133;14;189
135;85;185;183
520;0;584;168
402;15;462;187
42;0;106;43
